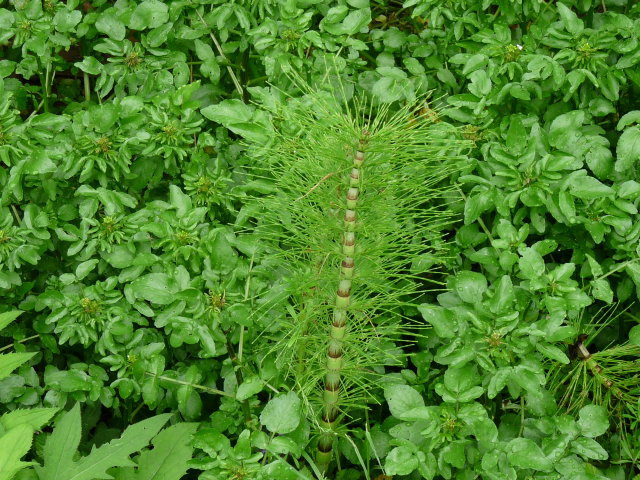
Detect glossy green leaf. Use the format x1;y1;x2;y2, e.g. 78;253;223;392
385;446;418;476
260;391;301;434
616;126;640;172
384;384;424;420
506;438;553;471
129;273;179;305
577;405;609;437
454;271;487;303
129;1;169;30
95;12;126;41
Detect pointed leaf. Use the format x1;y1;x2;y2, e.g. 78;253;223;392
0;310;22;332
36;403;82;480
0;408;58;431
0;352;36;380
0;424;35;480
68;414;172;480
135;423;198;480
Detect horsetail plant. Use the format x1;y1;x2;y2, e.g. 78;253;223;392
252;72;470;474
546;304;640;462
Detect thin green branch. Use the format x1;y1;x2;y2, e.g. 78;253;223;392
194;9;244;98
144;372;233;398
0;334;39;353
83;72;91;102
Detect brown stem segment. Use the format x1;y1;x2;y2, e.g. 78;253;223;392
316;137;368;472
575;340;620;395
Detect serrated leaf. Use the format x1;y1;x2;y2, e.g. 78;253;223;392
0;310;22;333
0;423;35;480
68;414;172;480
37;404;172;480
0;352;36;380
0;408;57;431
36;403;82;480
134;423;198;480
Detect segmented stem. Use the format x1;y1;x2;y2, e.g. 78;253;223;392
576;341;624;399
316;134;368;471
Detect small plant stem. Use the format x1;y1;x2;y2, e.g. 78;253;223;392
246;75;269;86
574;340;626;401
26;99;45;119
456;186;494;243
83;72;91;102
594;257;640;282
129;402;144;423
40;62;54;113
0;334;39;353
238;256;253;364
194;9;244;98
144;372;234;397
10;205;22;226
316;133;369;473
519;397;525;436
295;172;338;202
226;338;253;425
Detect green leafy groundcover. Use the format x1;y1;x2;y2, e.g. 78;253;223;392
1;0;640;479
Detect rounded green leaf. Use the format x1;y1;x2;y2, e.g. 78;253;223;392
454;271;487;303
53;9;82;33
130;273;179;305
95;12;126;41
506;438;552;471
418;305;456;338
384;384;424;420
385;446;418;476
518;247;545;279
616;126;640;172
577;405;609;437
260;391;301;434
129;0;169;30
571;437;608;460
236;376;264;401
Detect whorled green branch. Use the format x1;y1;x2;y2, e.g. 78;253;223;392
250;74;470;475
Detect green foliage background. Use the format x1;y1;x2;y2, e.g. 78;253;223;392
1;0;640;479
